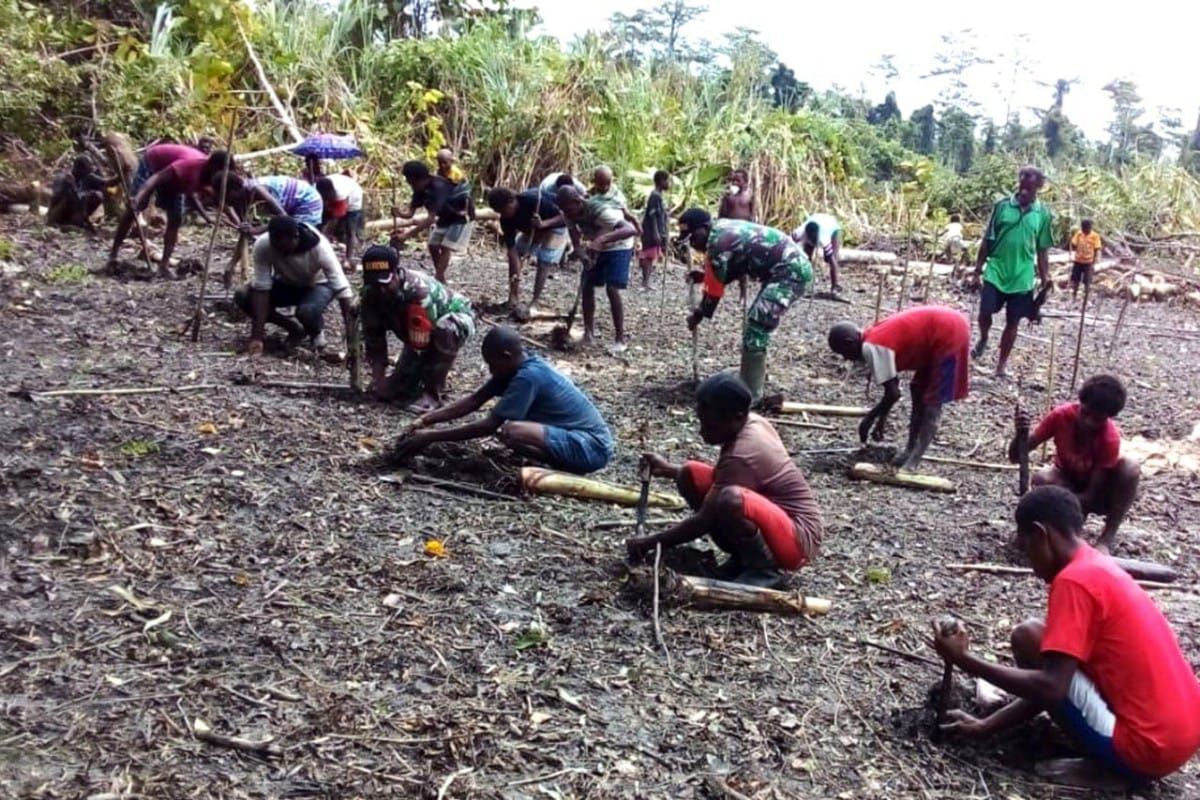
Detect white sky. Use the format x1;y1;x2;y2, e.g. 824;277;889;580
523;0;1198;144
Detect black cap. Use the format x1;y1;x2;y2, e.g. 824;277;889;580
678;208;712;237
361;244;399;284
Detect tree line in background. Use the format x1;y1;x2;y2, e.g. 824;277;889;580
3;0;1200;248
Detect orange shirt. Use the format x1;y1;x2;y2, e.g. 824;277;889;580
1071;230;1102;264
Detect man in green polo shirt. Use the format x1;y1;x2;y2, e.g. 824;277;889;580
971;166;1053;377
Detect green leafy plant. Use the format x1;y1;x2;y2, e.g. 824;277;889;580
46;264;90;285
119;438;160;458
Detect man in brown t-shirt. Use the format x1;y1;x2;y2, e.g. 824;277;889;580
626;372;823;587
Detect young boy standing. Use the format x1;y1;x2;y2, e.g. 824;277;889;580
1069;219;1102;300
933;487;1200;787
1010;374;1139;553
639;170;670;290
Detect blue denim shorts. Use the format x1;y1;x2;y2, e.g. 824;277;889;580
543;427;613;474
583;249;633;290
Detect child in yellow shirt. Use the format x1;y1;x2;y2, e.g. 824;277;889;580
436;148;466;184
1070;219;1102;299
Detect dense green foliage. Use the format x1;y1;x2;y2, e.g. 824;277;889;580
3;0;1199;246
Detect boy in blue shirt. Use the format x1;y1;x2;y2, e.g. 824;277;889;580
391;326;614;474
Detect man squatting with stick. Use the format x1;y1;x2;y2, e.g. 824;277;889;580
932;486;1200;788
1009;374;1139;553
627;373;822;588
827;305;971;470
359;245;475;413
676;209;813;405
391;326;614;474
237;216;357;358
971;165;1053;377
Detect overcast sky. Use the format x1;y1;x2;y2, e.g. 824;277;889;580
522;0;1197;143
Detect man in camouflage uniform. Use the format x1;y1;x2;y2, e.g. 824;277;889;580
678;209;813;402
359;244;475;412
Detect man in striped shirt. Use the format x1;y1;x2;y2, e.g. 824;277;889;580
220;174;324;235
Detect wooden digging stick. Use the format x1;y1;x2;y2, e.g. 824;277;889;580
1041;330;1057;461
188;112;238;342
872;269;885;325
345;308;362;393
109;144;155;273
934;615;965;728
686;245;699;383
1069;277;1091;392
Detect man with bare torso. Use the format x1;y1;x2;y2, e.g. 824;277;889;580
718;168;757;302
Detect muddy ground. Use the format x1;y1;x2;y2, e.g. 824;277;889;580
2;213;1200;799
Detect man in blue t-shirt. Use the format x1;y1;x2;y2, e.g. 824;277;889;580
390;326;614;474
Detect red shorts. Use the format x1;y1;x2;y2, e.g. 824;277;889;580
325;198;349;220
685;462;809;570
640;245;664;263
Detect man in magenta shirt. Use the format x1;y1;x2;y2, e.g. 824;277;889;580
934;487;1200;787
107;143;226;277
1010;374;1140;552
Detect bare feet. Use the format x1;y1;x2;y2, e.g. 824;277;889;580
407;393;441;414
1034;758;1137;791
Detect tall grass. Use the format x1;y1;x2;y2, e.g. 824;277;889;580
4;0;1200;246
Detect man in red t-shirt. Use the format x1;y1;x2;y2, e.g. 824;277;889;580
1009;374;1139;552
108;144;228;277
828;305;970;469
933;487;1200;787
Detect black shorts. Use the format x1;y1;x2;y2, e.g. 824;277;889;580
980;281;1035;325
1070;262;1093;285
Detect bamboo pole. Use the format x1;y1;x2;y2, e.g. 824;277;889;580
948;560;1179;586
1108;297;1131;367
767;418;837;431
1069;278;1091;392
108;143;155;273
921;454;1018;472
236;22;302;143
1042;330;1057;461
896;261;909;311
774;401;870;417
520;467;686;509
687;245;699;383
18;383;222;400
872;269;885;325
186;112;238;343
849;462;956;493
631;570;831;616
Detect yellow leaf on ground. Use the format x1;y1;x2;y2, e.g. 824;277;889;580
196;422;219;435
424;540;447;558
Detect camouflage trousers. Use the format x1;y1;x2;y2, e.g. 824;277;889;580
743;259;811;353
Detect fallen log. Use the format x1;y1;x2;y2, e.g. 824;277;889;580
949;560;1179;586
769;401;870;417
839;248;899;265
849;462;956;493
520;467;686;509
630;569;831;616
